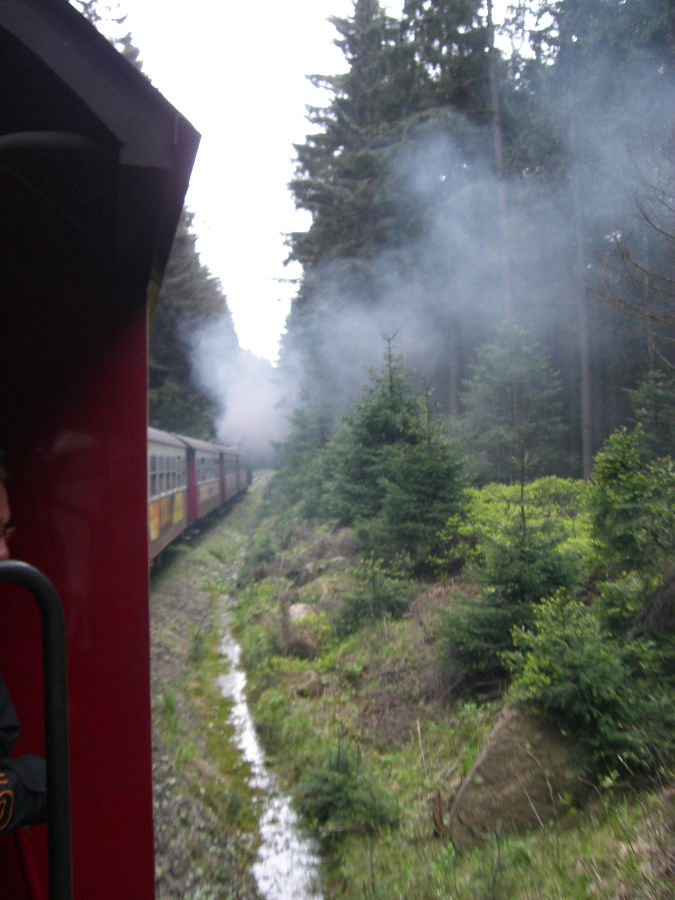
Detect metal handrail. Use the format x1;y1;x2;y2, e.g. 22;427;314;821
0;560;72;900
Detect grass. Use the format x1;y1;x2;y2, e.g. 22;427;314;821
225;482;673;898
155;474;674;898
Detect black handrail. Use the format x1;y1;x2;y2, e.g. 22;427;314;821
0;560;72;900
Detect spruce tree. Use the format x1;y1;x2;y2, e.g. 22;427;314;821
401;0;489;116
289;0;414;267
149;210;237;439
322;336;465;567
454;325;567;483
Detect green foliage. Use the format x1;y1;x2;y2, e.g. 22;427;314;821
324;338;424;523
149;209;236;438
402;0;489;116
473;476;589;559
454;325;568;484
289;0;416;267
437;497;583;682
148;378;218;441
478;514;582;609
587;426;675;579
319;337;466;565
262;405;333;518
295;740;399;835
436;589;534;682
594;572;650;636
358;432;465;568
627;369;675;459
434;475;591;574
508;592;675;773
334;557;412;637
230;448;672;895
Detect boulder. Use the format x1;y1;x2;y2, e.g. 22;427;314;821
282;601;319;659
289;602;315;624
448;705;589;851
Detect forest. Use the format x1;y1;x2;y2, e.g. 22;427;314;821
148;0;673;482
276;0;673;481
224;1;675;893
93;0;674;893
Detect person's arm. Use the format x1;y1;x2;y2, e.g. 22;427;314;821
0;674;19;757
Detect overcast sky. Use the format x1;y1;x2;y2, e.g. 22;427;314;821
105;0;403;363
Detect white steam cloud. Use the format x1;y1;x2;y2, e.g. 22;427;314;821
190;44;673;466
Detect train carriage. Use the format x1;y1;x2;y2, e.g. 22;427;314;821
223;446;243;501
182;436;226;521
147;428;190;561
0;2;199;897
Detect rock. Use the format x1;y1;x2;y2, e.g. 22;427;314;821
283;602;319;659
448;705;590;851
289;603;315;624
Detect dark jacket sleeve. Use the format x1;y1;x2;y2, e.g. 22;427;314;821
0;755;47;832
0;675;47;832
0;674;19;758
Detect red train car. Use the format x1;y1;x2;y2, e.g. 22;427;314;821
147;428;190;561
148;429;249;562
0;2;199;897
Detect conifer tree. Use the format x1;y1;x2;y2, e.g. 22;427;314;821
524;0;674;474
321;336;464;567
289;0;414;267
401;0;489;116
454;325;567;483
149;210;238;439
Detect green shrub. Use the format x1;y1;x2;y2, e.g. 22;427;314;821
437;515;582;683
507;592;675;773
333;558;412;637
478;516;582;608
435;476;592;578
587;426;675;579
295;741;398;836
594;572;650;635
437;589;534;682
452;325;568;484
261;405;333;518
463;477;590;551
357;437;465;568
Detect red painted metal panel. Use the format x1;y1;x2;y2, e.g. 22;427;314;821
0;304;155;899
185;447;199;522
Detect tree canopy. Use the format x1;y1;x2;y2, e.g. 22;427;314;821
279;0;674;484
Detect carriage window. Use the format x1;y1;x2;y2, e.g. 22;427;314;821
150;454;157;499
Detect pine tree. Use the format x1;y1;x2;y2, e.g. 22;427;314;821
289;0;414;267
524;0;674;474
320;336;465;567
70;0;143;69
149;210;237;439
401;0;489;116
454;325;568;483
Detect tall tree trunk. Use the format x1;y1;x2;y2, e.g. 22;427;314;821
487;0;513;324
568;91;594;478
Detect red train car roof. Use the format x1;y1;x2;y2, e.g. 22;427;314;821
0;0;200;303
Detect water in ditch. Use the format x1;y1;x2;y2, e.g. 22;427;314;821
218;613;323;900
